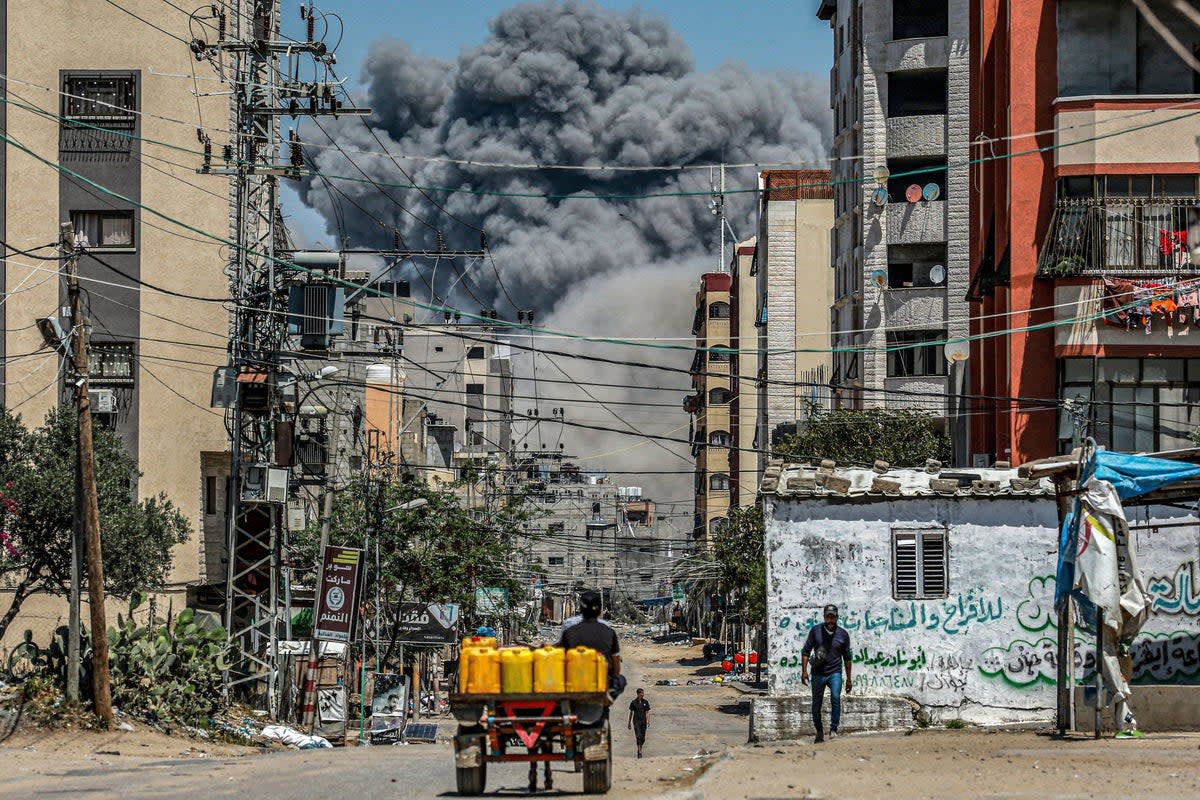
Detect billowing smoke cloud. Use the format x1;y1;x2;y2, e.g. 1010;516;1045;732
299;1;830;505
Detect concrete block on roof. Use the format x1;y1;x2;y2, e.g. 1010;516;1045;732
787;476;817;493
971;479;1001;494
822;475;853;494
930;478;959;493
872;477;902;493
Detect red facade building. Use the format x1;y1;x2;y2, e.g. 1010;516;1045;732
970;0;1200;464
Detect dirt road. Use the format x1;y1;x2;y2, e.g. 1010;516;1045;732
4;637;1197;798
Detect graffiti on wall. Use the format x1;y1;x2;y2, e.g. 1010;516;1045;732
978;631;1200;687
777;587;1004;640
1148;561;1200;615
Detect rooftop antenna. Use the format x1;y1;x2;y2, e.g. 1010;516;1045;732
709;163;726;272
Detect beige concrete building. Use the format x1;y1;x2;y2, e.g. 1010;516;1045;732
1;2;229;651
756;171;836;442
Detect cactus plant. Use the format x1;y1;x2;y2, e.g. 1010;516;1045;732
106;593;231;724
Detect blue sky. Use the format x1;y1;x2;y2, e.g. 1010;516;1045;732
283;1;832;243
302;1;831;77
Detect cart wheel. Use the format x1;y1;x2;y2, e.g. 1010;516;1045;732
455;726;487;796
582;721;612;794
456;760;487;796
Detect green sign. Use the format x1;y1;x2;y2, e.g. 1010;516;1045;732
672;582;685;602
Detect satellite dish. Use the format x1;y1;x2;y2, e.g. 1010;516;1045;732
871;187;889;206
905;184;922;203
873;166;890;185
944;340;970;363
871;268;888;288
929;264;946;285
922;183;941;202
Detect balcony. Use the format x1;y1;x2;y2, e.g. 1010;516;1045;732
1037;197;1200;277
886;200;946;244
886;115;946;160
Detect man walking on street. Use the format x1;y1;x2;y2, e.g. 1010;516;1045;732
801;604;852;743
627;688;650;758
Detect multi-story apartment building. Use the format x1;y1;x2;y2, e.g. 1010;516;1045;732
686;272;734;542
348;291;514;481
756;171;836;442
687;172;834;541
1;3;228;649
971;0;1200;464
819;1;971;453
507;451;680;615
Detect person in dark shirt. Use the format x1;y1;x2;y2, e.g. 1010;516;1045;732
801;603;853;743
558;590;622;679
627;688;650;758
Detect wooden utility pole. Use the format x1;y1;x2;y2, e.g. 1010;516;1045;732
62;222;113;726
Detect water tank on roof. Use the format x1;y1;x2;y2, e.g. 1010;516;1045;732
365;364;393;384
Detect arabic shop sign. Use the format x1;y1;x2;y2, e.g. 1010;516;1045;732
314;546;364;642
394;602;460;644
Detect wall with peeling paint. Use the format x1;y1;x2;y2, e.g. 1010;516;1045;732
764;495;1200;726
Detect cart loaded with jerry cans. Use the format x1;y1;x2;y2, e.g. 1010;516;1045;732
451;636;613;794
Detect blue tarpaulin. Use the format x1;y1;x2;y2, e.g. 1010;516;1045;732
1081;450;1200;500
1055;450;1200;610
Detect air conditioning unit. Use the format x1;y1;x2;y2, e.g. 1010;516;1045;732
89;388;116;414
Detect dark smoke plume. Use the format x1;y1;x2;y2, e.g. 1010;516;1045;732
299;1;830;505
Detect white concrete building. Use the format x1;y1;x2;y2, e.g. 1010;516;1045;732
818;1;970;421
752;461;1200;739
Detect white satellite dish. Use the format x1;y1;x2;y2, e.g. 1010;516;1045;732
873;166;891;185
944;340;970;363
871;187;889;206
928;264;946;285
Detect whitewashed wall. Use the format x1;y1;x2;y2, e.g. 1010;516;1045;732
765;496;1200;725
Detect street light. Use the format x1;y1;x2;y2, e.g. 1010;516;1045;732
384;498;429;513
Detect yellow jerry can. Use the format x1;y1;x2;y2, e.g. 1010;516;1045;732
532;645;566;693
499;647;534;694
566;646;607;693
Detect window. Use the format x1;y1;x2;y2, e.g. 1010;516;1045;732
886;331;946;377
1059;357;1200;453
892;0;948;39
887;71;948;117
709;430;730;447
466;418;484;447
88;342;134;384
708;387;732;405
548;556;565;566
1058;0;1196;96
708;517;727;537
466;383;484;395
888;245;948;288
709;473;730;492
71;210;134;249
708;345;731;364
205;476;219;516
892;527;948;599
708;301;731;319
60;72;137;155
887;157;946;202
466;346;485;360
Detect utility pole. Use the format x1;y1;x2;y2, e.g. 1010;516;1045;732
62;222;113;726
192;1;367;710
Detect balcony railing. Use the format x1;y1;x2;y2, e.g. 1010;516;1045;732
1038;196;1200;278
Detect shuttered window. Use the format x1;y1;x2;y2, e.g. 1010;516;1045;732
892;527;948;599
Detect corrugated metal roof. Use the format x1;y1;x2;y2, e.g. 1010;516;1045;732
760;460;1053;499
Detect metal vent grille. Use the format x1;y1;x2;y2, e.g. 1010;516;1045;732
892;527;948;599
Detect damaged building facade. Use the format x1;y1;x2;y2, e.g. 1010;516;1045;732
751;462;1200;740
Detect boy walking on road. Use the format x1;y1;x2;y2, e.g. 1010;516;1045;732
627;688;650;758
